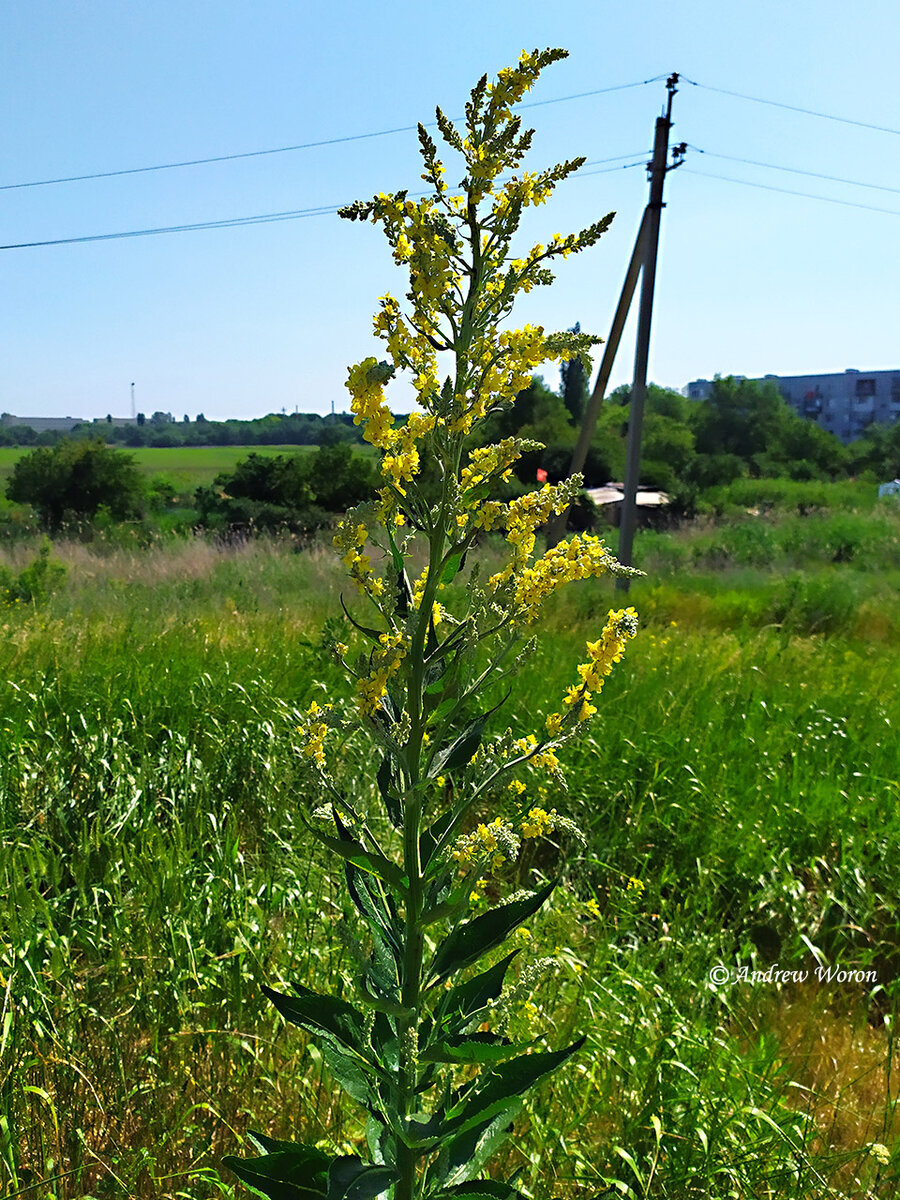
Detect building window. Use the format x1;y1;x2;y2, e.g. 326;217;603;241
856;378;876;398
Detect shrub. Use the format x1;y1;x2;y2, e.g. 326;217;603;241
6;439;144;530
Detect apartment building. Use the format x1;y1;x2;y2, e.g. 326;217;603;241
684;369;900;443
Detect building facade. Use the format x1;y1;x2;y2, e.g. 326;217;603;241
684;369;900;443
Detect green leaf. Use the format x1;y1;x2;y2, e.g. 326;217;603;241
262;984;374;1066
327;1156;399;1200
429;692;510;779
430;721;484;777
247;1132;325;1158
375;755;403;829
344;862;402;992
429;884;555;983
421;1033;528;1065
433;1106;524;1190
444;1038;586;1139
222;1146;330;1200
435;1183;523;1200
320;1041;378;1107
340;594;382;641
440;550;466;585
420;810;456;870
438;951;519;1024
308;813;407;891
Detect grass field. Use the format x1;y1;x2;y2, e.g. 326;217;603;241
0;444;319;495
1;500;899;1198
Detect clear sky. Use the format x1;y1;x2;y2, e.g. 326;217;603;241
2;1;898;421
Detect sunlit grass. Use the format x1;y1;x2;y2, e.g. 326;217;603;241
1;533;898;1197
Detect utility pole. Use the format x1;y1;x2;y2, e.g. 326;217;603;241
546;210;648;547
616;74;684;591
130;382;135;420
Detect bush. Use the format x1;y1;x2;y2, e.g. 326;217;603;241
0;540;66;605
196;444;378;533
6;439;144;530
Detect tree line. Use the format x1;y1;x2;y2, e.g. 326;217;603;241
6;369;900;534
0;410;365;449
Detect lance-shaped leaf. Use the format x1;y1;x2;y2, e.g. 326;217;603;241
345;860;402;963
437;951;519;1026
419;810;456;871
429;1106;524;1191
320;1041;379;1108
222;1143;331;1200
429;720;484;777
375;753;403;829
440;549;466;585
434;1183;523;1200
327;1156;399;1200
307;810;407;891
429;692;510;779
443;1038;586;1139
262;983;379;1073
340;594;382;641
429;884;554;983
421;1032;530;1065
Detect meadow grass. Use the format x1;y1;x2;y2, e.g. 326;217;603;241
0;530;898;1198
0;445;321;497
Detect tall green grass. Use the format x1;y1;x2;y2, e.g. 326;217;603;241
0;535;897;1197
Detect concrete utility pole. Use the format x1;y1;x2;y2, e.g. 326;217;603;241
546;209;649;547
617;74;684;591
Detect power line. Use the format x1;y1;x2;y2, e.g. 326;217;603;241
0;157;649;251
682;76;900;137
0;78;663;193
682;167;900;216
688;146;900;196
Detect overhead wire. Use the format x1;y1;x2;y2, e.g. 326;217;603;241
681;76;900;137
0;158;649;251
681;167;900;217
687;145;900;196
0;76;664;192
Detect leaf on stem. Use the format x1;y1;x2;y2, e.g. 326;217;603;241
429;883;554;983
222;1143;331;1200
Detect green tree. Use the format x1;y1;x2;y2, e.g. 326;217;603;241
560;321;591;422
6;439;144;529
692;376;790;461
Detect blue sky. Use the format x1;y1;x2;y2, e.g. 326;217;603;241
2;1;898;420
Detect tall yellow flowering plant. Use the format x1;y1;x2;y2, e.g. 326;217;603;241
225;47;639;1200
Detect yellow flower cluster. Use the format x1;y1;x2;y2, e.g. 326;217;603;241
478;325;550;403
357;629;410;716
451;815;521;873
345;358;395;449
576;607;639;689
484;481;578;590
373;294;439;406
513;534;621;620
333;520;384;599
371;193;459;315
300;700;332;769
512;734;560;772
411;567;445;626
346;355;438;494
460;438;523;493
381;411;437;492
546;608;639;731
521;806;557;839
